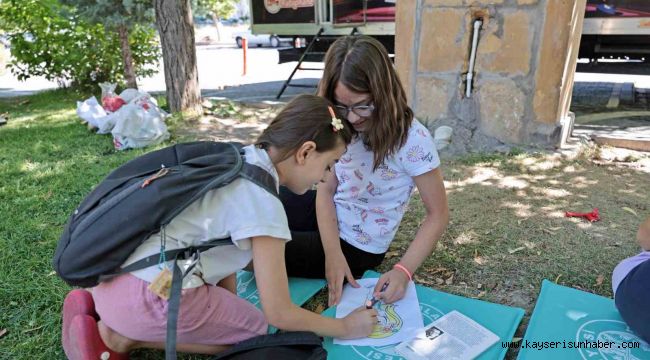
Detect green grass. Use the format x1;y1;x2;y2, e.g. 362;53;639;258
389;151;649;358
0;89;172;359
0;89;648;359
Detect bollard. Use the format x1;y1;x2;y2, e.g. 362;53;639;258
242;37;247;76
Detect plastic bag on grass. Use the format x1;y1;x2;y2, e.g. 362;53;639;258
76;96;107;128
111;99;170;151
99;82;126;112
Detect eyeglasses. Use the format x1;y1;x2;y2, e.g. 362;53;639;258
334;103;375;118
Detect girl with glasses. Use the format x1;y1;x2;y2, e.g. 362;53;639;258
281;36;450;307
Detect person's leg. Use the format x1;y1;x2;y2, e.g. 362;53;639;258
70;317;230;356
88;274;268;355
279;187;318;231
615;259;650;343
340;239;386;278
285;230;327;278
285;235;386;279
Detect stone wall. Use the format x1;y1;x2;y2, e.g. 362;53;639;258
396;0;586;154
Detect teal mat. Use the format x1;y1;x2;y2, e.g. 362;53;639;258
323;271;525;360
518;280;650;359
237;270;327;334
237;270;326;308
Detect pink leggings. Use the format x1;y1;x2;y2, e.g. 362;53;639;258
92;274;267;345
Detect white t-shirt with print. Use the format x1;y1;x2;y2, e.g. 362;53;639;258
123;145;291;289
333;119;440;254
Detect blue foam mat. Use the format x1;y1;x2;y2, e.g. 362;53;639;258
322;271;525;360
237;270;326;309
237;270;327;334
517;279;650;359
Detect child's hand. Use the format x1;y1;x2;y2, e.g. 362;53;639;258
374;269;409;304
326;252;359;306
341;306;378;339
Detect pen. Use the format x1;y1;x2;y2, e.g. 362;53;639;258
365;282;389;309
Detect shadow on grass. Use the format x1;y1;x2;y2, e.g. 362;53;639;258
379;151;649;358
0;91;177;359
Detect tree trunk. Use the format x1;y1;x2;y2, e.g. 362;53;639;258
153;0;202;115
117;25;138;89
210;13;221;42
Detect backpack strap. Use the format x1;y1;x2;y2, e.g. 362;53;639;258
103;238;234;278
166;249;196;359
240;163;279;199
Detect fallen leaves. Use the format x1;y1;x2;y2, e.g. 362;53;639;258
413;275;436;287
595;275;604;286
508;246;525;254
473;249;487;265
542;228;556;235
445;275;454;285
201;99;214;109
542;226;562;236
622;207;638;217
385;251;400;259
473;256;487;265
0;328;6;339
22;325;44;334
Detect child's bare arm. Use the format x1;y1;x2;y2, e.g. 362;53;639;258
251;235;376;339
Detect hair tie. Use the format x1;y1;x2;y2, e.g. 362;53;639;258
329;106;344;132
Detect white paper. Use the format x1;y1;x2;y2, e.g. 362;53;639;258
334;278;423;347
395;310;499;360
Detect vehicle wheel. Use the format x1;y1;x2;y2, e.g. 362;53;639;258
270;35;280;48
236;37;243;48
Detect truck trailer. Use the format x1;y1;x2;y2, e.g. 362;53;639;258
250;0;650;63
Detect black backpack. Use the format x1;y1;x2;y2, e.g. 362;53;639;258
212;331;327;360
53;141;278;360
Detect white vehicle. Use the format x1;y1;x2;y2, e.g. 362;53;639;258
233;29;290;48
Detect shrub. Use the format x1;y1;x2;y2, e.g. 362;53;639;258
0;0;160;89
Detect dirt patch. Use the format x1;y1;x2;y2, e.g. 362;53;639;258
175;100;281;143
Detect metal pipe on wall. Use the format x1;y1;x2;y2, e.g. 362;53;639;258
466;19;483;98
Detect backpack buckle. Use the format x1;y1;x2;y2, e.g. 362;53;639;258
180;247;201;276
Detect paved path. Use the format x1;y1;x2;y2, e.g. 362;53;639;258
0;43;319;102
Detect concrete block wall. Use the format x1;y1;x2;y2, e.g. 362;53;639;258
396;0;586;153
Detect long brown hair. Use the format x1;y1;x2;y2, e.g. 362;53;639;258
318;35;413;171
256;94;352;160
